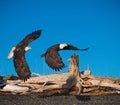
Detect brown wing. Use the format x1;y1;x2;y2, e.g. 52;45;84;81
13;30;42;81
45;50;64;71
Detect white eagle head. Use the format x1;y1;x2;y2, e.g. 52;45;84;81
7;46;31;59
59;43;68;49
25;46;32;51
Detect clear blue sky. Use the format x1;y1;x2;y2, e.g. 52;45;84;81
0;0;120;78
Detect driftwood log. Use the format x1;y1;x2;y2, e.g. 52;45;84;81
2;54;82;95
1;54;120;95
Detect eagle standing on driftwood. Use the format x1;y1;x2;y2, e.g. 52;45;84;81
13;30;42;81
41;44;89;71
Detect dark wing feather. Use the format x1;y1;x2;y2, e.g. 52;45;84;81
45;50;64;71
13;30;42;81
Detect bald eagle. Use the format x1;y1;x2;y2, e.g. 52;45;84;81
41;44;89;71
13;30;42;81
8;46;31;59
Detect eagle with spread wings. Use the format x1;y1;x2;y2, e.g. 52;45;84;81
13;30;42;81
41;44;89;71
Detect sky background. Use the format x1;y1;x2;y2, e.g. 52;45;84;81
0;0;120;78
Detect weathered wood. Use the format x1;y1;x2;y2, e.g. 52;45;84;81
88;77;120;90
2;54;82;95
68;54;82;95
1;54;120;95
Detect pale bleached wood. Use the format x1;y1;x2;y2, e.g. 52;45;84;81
88;79;120;90
68;54;82;95
3;54;81;94
1;54;120;95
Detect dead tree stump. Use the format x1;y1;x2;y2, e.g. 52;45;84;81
68;54;82;95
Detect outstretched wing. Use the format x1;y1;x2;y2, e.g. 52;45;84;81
45;50;64;71
79;47;89;51
13;30;42;81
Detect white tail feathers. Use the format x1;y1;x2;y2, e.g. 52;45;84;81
7;46;31;59
7;47;16;59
